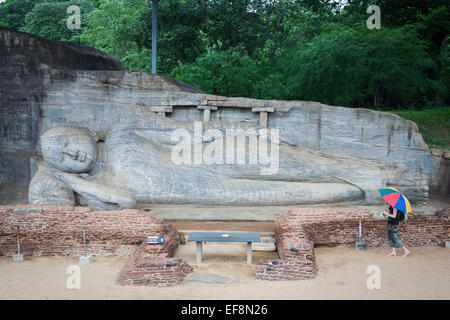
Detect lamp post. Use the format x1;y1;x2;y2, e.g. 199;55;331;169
79;228;93;263
151;0;159;74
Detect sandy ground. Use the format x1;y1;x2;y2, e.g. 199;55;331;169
0;244;449;300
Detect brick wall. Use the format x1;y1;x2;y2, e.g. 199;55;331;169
0;205;194;286
255;208;449;281
116;243;193;287
0;205;179;256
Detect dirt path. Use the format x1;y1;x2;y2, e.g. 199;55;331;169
1;246;448;300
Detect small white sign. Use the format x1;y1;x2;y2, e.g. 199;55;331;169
147;236;164;244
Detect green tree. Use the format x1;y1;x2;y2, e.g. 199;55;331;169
361;26;434;109
1;0;447;108
281;26;433;109
171;46;259;97
0;0;42;30
80;0;150;70
81;0;205;73
283;27;367;106
342;0;450;107
199;0;266;55
22;0;95;42
144;0;206;73
439;36;450;104
417;5;450;107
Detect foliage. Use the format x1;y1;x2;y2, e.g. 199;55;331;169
21;0;95;42
1;0;449;109
79;0;149;70
0;0;41;30
280;25;434;108
390;107;450;149
149;0;207;73
171;46;259;97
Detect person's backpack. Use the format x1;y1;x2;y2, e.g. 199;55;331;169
397;210;405;221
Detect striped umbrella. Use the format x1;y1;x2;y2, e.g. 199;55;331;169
378;187;412;214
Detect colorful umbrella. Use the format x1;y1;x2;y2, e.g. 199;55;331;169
378;187;412;214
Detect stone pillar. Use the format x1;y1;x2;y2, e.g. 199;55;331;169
196;241;202;264
203;109;211;122
252;107;274;128
259;112;268;128
247;242;252;265
198;106;218;122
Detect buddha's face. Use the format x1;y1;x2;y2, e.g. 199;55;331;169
41;126;97;173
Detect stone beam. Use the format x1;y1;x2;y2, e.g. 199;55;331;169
251;107;274;113
207;99;266;108
203;94;227;101
148;106;173;117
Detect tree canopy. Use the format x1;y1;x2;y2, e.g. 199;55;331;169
1;0;449;109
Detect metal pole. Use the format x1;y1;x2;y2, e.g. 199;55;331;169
16;227;20;254
359;217;362;242
83;228;86;257
152;0;158;74
196;241;202;264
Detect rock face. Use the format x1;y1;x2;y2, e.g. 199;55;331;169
0;26;125;204
0;27;445;208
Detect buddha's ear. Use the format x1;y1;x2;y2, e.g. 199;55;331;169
84;127;98;142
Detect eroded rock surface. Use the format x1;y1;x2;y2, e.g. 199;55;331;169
0;27;444;208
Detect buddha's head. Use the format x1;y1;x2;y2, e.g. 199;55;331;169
40;126;98;173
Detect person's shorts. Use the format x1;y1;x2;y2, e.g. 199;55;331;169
388;231;404;248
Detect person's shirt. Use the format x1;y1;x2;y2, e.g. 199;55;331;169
387;206;401;225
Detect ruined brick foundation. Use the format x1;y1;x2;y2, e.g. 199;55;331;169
116;243;193;287
0;205;193;286
255;208;449;281
0;205;178;256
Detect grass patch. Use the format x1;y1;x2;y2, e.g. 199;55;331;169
386;107;449;150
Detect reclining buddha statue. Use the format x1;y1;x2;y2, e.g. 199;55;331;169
29;106;384;210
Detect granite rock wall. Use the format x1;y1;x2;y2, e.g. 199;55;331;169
0;26;124;204
35;72;441;204
0;27;447;206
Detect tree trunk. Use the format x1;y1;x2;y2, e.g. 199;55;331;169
433;62;442;107
373;80;383;109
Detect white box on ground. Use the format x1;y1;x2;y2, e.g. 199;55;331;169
13;254;24;261
79;255;93;264
445;241;450;249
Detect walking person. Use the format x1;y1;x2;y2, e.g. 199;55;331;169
383;206;410;257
